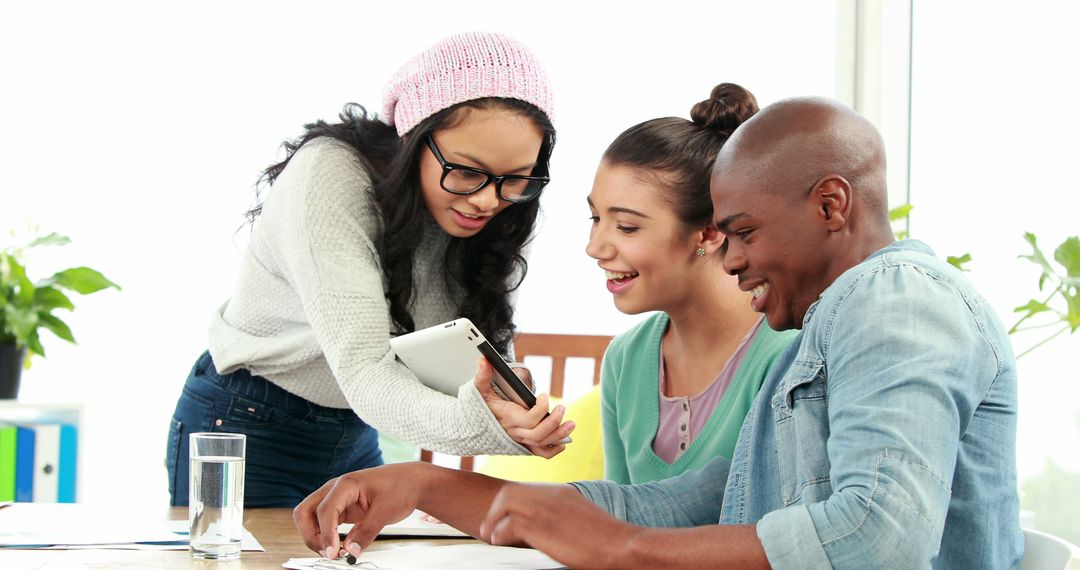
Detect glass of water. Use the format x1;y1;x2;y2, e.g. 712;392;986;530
189;432;246;560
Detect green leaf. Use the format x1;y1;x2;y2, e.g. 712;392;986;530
1019;232;1054;290
895;230;910;240
3;253;36;305
37;312;76;343
43;267;121;294
27;232;71;248
888;203;914;222
1014;299;1051;316
1053;236;1080;278
3;304;38;342
33;286;74;311
25;329;45;358
947;253;972;271
1065;287;1080;332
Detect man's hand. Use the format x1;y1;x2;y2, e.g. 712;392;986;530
479;483;642;569
293;463;425;560
474;358;576;457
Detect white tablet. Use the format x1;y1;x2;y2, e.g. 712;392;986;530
389;318;480;396
389;318;537;408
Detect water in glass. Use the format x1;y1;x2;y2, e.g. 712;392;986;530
189;455;245;560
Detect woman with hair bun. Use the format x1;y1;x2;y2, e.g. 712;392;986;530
588;83;797;483
166;32;573;508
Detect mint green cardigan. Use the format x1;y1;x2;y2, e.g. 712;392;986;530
601;312;797;484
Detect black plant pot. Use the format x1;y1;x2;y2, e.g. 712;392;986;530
0;344;26;399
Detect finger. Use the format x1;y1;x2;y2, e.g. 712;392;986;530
488;512;522;546
483;486;533;547
473;358;498;398
294;479;335;553
489;394;548;434
533;392;552;416
341;496;404;554
510;404;566;446
529;442;565;459
537;419;576;447
506;392;550;429
480;485;514;542
419;512;444;524
313;476;366;557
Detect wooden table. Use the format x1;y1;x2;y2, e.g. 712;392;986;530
1;507;473;569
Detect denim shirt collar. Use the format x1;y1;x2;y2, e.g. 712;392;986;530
800;239;935;330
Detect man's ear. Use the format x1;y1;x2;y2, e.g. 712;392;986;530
814;175;852;232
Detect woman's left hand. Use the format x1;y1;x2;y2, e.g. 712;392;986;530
474;358;575;458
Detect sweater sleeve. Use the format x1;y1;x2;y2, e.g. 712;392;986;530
264;140;528;456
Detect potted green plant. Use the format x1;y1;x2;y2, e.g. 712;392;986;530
0;231;120;399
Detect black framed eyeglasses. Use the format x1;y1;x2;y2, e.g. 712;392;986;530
424;134;550;203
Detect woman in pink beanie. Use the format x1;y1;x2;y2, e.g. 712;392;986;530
166;32;571;508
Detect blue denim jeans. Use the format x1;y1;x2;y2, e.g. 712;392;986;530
167;351;383;508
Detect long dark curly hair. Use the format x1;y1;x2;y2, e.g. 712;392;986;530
253;99;555;355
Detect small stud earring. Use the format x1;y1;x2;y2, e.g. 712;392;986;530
696;247;706;257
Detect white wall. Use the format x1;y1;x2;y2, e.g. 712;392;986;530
1;1;837;505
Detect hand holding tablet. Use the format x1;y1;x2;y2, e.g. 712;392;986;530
389;318;573;449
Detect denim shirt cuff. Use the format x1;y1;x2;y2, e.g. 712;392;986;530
757;505;832;570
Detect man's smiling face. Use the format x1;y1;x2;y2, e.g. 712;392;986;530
710;169;833;331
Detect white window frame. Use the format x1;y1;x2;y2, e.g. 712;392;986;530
835;0;913;233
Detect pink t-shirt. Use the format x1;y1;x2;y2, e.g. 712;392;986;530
652;317;764;464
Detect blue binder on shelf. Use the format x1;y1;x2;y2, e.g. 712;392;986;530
58;423;77;503
8;420;76;503
14;425;34;502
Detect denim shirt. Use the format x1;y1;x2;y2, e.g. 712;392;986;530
573;240;1023;569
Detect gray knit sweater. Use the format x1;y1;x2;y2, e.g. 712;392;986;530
207;138;527;456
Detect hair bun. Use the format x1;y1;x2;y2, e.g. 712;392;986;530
690;83;759;133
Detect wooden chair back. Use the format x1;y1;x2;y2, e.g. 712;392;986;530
513;333;612;396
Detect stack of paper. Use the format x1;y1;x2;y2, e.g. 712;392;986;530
0;503;262;551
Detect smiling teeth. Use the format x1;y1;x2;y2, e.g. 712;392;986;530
459;212;482;219
606;271;638;280
751;284;768;297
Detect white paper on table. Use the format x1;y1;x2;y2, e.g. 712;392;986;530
50;521;264;551
337;509;469;539
0;504;264;551
284;543;568;569
0;503;179;547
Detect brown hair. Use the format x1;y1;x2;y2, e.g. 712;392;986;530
602;83;758;227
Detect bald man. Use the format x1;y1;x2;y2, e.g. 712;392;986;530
706;97;1021;567
293;98;1022;569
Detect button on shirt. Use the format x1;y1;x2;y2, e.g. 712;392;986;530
653;317;764;464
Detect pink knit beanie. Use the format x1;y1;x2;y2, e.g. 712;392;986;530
381;32;555;136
